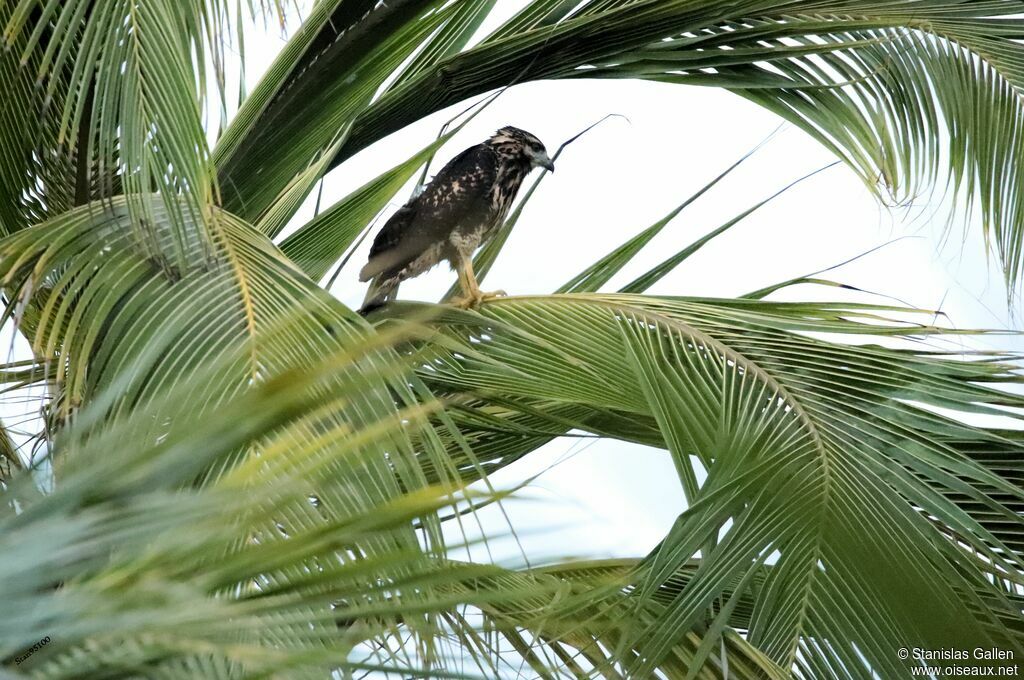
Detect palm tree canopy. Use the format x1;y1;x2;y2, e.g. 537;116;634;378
1;1;1023;678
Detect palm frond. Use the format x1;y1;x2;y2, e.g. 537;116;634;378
0;321;516;676
0;3;76;235
0;197;458;537
6;1;236;267
381;294;1024;676
4;2;1024;677
215;0;462;224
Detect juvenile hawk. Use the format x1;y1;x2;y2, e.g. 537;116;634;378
359;126;553;314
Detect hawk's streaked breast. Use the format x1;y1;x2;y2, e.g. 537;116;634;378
359;126;551;313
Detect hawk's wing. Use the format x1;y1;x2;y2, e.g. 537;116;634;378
359;144;497;282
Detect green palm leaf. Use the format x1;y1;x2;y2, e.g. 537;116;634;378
0;323;516;676
386;294;1024;675
3;1;1024;677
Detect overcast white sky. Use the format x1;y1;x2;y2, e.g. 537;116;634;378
227;7;1024;565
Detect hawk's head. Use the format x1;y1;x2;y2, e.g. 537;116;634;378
486;126;555;172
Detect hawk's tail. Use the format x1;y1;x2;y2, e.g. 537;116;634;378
358;275;400;316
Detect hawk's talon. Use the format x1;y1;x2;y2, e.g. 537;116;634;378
452;292;481;309
451;289;505;309
450;295;476;309
359;127;550;314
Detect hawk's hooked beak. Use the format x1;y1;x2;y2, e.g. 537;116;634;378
536;152;555;172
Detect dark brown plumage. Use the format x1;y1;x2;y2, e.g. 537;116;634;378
359;126;553;314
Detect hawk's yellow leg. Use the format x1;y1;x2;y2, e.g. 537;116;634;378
452;252;505;309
